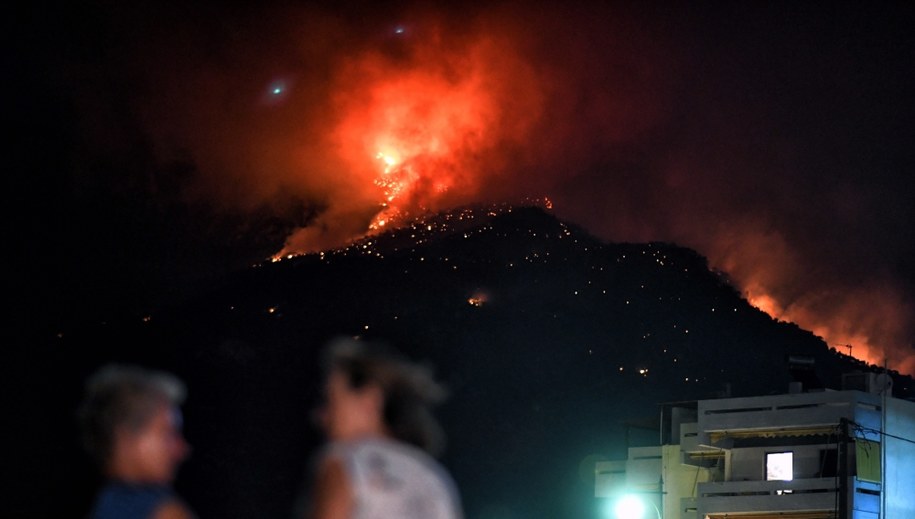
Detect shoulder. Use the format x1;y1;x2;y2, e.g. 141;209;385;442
322;439;463;519
389;442;463;517
366;439;462;504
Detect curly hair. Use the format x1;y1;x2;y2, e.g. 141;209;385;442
77;364;186;468
324;338;448;456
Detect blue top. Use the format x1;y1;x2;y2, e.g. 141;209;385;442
89;481;174;519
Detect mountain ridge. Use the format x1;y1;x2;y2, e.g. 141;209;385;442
20;203;912;519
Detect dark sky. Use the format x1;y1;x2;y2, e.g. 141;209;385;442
10;1;915;371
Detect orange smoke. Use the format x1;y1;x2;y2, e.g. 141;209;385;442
699;224;915;373
115;4;913;375
336;51;494;228
748;282;915;373
278;25;542;256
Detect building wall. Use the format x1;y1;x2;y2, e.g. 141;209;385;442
661;444;709;519
596;443;713;518
690;390;915;519
885;397;915;518
599;391;915;518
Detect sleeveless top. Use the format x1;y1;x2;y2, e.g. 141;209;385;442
328;438;463;519
88;481;174;519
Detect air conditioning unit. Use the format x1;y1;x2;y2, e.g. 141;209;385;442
841;371;893;394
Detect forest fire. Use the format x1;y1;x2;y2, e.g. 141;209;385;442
332;50;502;234
748;288;889;368
115;5;913;375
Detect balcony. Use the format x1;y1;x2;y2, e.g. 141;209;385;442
697;391;882;445
698;477;838;516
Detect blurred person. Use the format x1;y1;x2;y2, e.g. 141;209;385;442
78;364;196;519
302;338;463;519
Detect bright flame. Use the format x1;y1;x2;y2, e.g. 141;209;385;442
369;150;421;230
376;151;399;170
327;32;542;236
357;80;483;230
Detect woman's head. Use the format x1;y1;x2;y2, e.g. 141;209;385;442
78;364;190;483
319;338;447;455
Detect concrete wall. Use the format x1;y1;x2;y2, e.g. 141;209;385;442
885;397;915;518
662;444;709;519
697;391;882;446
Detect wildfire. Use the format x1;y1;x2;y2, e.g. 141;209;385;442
747;292;782;317
324;29;542;238
466;288;491;307
353;80;478;231
746;287;887;367
267;16;543;262
369;150;422;230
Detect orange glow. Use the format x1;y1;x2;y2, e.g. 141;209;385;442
325;32;542;237
127;5;914;377
338;70;490;231
692;226;915;373
747;292;783;317
745;284;893;368
272;19;544;260
468;291;489;307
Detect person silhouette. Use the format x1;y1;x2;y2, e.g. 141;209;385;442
303;338;462;519
79;364;196;519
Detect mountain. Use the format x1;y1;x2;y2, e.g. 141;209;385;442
14;204;912;519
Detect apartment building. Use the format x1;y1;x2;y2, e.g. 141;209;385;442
596;373;915;519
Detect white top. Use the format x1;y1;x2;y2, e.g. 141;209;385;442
327;438;463;519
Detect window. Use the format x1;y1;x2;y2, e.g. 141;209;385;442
766;451;793;481
819;448;838;478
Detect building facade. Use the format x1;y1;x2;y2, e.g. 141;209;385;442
596;375;915;519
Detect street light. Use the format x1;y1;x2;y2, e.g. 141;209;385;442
608;494;662;519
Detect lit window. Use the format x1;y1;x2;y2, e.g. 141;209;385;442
766;452;793;481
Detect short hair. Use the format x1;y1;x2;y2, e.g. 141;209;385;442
324;338;448;456
78;364;186;467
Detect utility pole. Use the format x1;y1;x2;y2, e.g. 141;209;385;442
838;418;849;519
881;357;888;519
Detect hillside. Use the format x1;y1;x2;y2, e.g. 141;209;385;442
15;204;912;519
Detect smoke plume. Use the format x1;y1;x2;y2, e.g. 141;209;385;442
76;2;915;372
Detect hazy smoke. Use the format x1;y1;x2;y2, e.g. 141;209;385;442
88;2;914;372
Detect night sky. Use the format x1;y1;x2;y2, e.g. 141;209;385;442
10;1;915;372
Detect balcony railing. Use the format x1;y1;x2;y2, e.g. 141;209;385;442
697;391;882;445
699;477;837;515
